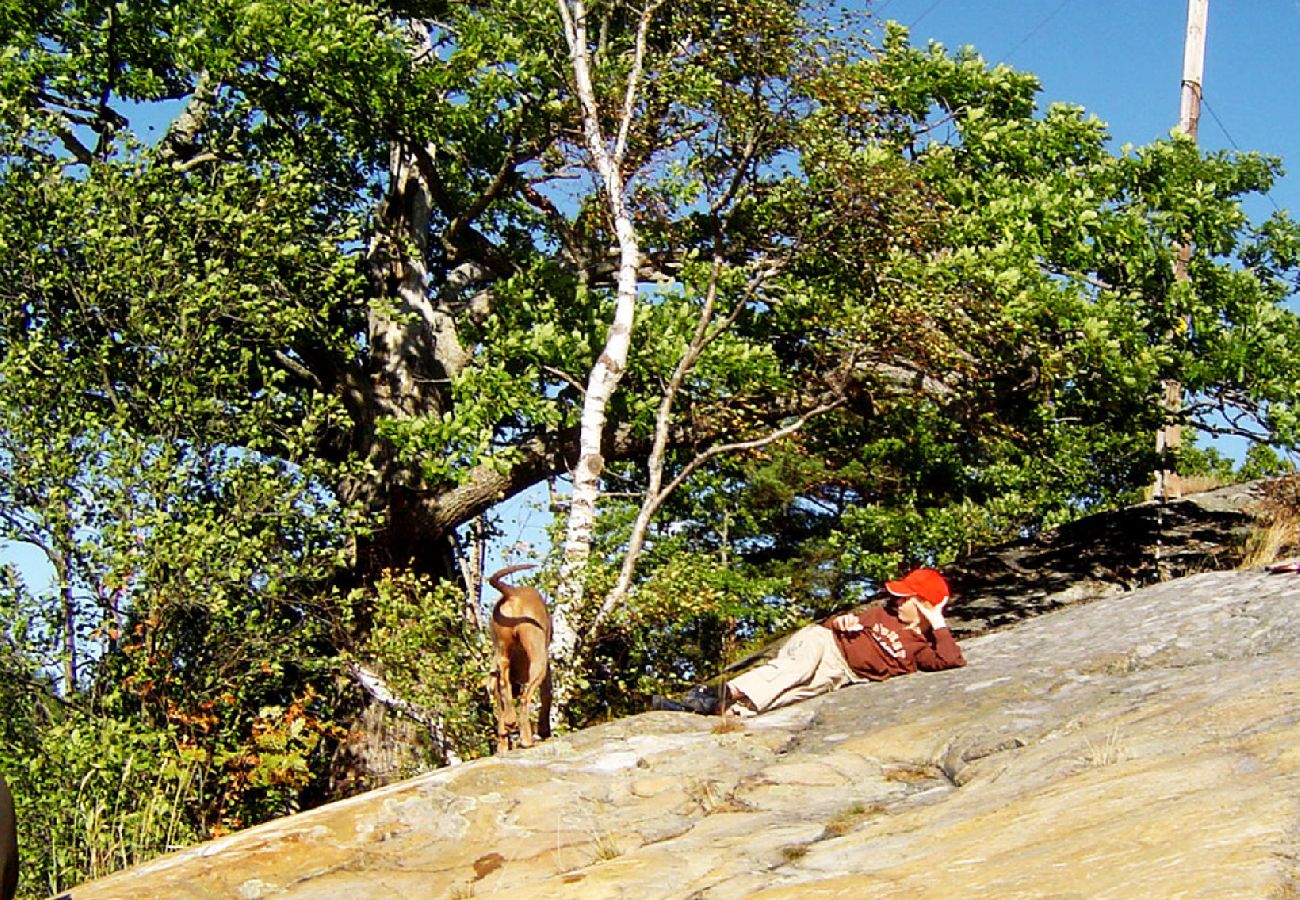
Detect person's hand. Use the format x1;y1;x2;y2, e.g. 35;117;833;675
915;597;948;629
831;613;863;633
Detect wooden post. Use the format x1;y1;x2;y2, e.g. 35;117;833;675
1178;0;1207;142
1154;0;1209;501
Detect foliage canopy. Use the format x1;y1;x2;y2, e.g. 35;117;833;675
0;0;1296;893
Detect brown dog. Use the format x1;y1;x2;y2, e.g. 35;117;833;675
487;563;552;753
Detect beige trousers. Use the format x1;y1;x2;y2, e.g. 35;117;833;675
726;624;864;713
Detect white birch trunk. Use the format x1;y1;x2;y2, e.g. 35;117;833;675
549;0;654;674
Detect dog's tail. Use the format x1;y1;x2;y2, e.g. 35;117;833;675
488;562;537;593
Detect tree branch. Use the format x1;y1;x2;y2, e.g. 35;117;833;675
346;660;463;766
587;392;847;639
613;0;667;165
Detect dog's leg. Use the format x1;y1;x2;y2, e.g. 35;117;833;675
485;672;509;754
493;658;517;754
536;667;553;741
516;678;537;747
515;632;550;748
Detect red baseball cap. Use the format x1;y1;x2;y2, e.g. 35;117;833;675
884;568;950;606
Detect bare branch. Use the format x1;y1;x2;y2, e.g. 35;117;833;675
454;128;532;232
271;350;323;389
47;118;94;166
1043;264;1115;293
158;73;219;165
346;660;464;766
672;397;846;489
587;393;846;638
520;180;586;263
614;0;667;165
869;361;958;399
168;152;225;173
542;364;588;396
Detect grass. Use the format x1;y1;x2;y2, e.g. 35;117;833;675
42;750;205;895
1240;474;1300;569
711;716;747;735
880;762;942;783
780;843;810;862
1082;728;1128;768
589;828;623;862
819;801;885;839
776;801;890;868
686;778;749;815
1141;472;1228;502
1240;517;1299;569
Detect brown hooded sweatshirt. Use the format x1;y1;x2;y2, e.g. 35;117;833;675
827;605;965;680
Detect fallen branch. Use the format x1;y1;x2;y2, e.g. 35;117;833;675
346;660;463;766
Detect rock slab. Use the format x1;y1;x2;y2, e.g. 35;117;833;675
67;565;1300;899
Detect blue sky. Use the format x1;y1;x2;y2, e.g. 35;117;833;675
871;0;1300;222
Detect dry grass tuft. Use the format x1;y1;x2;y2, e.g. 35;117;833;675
1179;474;1231;496
686;778;749;815
589;828;623;862
1141;472;1228;501
1082;728;1128;767
820;801;885;839
711;716;747;734
1241;519;1299;568
1240;475;1300;568
881;762;942;783
781;843;810;862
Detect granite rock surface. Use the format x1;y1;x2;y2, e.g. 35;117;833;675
67;562;1300;899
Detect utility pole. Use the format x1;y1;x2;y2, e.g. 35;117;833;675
1154;0;1208;502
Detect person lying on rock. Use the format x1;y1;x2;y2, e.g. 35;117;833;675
655;567;965;717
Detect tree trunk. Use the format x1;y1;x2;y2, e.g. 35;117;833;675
344;131;464;583
551;0;648;678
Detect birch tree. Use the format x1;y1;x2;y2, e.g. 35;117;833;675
550;0;655;666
